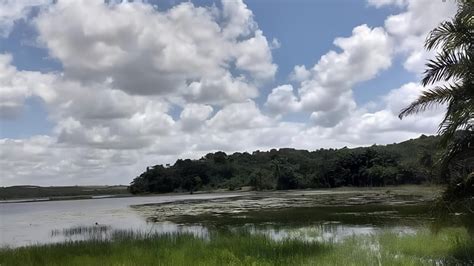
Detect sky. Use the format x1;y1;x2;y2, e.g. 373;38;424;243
0;0;457;186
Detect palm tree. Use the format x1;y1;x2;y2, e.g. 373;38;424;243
399;0;473;146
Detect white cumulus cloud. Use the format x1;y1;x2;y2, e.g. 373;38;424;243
35;0;276;104
265;24;393;126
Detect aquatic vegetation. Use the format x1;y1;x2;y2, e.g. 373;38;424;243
1;227;472;266
135;186;442;224
51;225;112;238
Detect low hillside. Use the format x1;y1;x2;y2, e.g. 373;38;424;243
130;135;443;194
0;185;129;200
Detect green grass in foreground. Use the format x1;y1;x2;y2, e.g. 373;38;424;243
1;228;472;266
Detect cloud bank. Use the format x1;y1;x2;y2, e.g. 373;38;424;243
0;0;456;185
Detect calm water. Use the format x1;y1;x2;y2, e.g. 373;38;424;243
0;193;240;247
0;190;444;248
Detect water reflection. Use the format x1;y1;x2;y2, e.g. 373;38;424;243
44;221;420;246
233;223;418;243
0;190;461;248
0;193;239;247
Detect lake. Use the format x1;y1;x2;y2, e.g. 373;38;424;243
0;186;465;248
0;193;242;247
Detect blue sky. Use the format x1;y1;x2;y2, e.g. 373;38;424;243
1;0;407;137
0;0;456;185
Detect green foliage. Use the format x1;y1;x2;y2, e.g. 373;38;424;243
274;158;301;190
182;176;202;193
398;1;473;205
129;135;443;194
399;0;473;145
1;227;472;266
249;169;274;190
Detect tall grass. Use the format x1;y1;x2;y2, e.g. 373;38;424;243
51;225;112;237
1;227;472;266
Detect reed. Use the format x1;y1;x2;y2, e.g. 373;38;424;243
1;227;472;266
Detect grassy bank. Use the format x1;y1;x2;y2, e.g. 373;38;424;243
1;228;472;266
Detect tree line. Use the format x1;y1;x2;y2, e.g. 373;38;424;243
129;135;442;194
398;0;473;205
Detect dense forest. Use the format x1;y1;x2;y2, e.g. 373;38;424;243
129;135;444;194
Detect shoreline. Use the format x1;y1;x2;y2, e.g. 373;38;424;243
0;184;443;204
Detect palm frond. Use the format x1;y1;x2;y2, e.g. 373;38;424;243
398;84;461;118
456;0;474;22
439;126;474;178
422;50;470;86
425;13;473;52
425;21;470;51
438;94;474;146
400;0;473;152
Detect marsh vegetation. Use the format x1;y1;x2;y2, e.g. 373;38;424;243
1;186;473;265
1;226;472;265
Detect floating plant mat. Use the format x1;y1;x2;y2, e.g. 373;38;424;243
131;186;443;226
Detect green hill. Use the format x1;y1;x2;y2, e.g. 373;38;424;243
130;135;443;194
